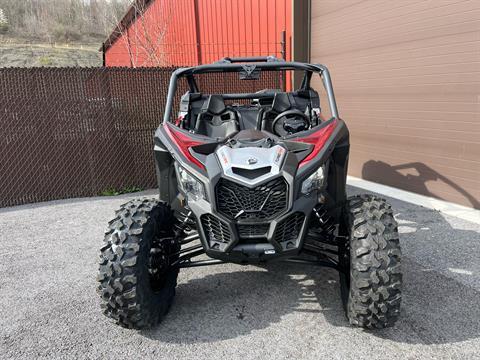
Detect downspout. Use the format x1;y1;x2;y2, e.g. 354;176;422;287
193;0;202;65
292;0;311;88
307;0;311;62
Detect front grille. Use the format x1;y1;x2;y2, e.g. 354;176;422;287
237;224;270;238
216;178;288;220
201;214;231;244
274;212;305;244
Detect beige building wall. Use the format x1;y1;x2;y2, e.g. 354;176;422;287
310;0;480;209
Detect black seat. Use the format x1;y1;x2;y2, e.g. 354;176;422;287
260;92;293;132
194;95;239;138
260;90;321;133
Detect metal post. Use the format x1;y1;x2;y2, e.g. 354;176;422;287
102;43;106;67
193;0;202;65
280;30;286;91
280;30;286;60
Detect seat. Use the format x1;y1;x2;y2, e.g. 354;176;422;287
260;90;321;133
194;95;239;138
260;92;293;132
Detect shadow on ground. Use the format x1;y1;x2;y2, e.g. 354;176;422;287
142;268;310;343
143;194;480;345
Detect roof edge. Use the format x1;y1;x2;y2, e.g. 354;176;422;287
100;0;155;52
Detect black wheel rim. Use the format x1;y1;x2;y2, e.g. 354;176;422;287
148;234;174;292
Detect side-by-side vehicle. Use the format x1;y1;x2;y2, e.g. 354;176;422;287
97;56;402;329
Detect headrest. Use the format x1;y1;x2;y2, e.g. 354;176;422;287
179;91;203;112
202;95;226;115
294;89;320;108
271;93;291;113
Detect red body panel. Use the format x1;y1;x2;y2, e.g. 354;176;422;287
294;120;338;167
164;124;206;169
105;0;292;67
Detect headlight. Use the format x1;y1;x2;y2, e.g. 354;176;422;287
176;165;205;202
301;165;326;195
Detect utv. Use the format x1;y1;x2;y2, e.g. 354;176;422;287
97;56;402;329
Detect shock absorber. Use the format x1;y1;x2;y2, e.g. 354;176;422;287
175;208;194;231
312;205;336;238
303;205;339;254
174;208;199;245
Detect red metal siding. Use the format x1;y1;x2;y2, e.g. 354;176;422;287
105;0;292;67
196;0;292;63
105;32;131;67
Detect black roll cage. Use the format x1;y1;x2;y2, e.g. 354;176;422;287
162;56;339;124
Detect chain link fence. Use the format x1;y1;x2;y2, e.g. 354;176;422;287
0;67;284;207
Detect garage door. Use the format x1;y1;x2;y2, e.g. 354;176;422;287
310;0;480;209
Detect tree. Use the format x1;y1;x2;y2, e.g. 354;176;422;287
106;1;173;67
0;0;131;42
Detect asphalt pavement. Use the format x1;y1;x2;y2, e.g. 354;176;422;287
1;186;479;360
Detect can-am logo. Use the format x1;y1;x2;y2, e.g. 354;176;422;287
247;157;258;165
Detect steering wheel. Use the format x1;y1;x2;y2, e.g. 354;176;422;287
271;109;310;137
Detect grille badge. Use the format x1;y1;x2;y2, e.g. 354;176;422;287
234;210;245;219
247;157;258;165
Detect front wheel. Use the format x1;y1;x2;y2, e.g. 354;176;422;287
97;198;180;329
339;194;402;328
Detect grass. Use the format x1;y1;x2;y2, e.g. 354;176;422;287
100;186;143;197
39;55;53;66
0;36;102;67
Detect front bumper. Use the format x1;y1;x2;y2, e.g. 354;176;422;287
188;180;318;263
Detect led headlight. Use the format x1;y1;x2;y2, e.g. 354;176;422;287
301;165;326;195
176;165;205;202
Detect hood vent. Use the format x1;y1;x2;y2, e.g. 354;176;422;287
232;166;272;179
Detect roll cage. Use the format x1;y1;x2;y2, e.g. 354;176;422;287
162;56;339;124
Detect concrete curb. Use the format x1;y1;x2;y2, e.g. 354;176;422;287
347;176;480;224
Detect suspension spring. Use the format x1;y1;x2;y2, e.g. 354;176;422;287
174;208;200;245
313;205;336;236
174;208;195;234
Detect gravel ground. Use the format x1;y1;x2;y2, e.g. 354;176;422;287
1;186;479;360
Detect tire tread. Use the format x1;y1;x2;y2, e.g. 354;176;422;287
346;194;402;328
97;198;178;329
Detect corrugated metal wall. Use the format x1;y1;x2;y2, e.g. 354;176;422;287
311;0;480;209
105;0;199;66
105;0;292;67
